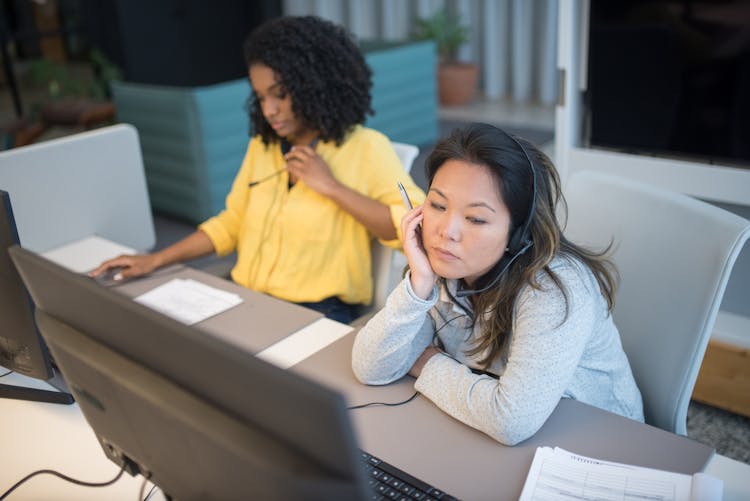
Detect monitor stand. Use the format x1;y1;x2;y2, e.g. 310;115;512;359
0;368;74;405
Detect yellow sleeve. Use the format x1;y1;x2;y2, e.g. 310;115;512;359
198;139;257;256
359;130;426;249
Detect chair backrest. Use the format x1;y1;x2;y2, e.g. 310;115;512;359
390;142;419;174
367;142;420;317
563;170;750;435
0;124;155;253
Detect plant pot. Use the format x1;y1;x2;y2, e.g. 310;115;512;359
437;62;479;106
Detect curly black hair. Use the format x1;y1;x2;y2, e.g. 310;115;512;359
243;16;373;146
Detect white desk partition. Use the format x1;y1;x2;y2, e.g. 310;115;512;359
0;124;155;253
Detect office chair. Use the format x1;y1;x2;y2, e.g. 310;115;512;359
390;142;419;175
363;142;420;323
562;170;750;435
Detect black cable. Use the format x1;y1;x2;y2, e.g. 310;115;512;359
139;474;159;501
432;313;467;336
0;370;13;378
347;313;467;411
247;162;282;286
348;390;419;410
143;483;159;501
0;465;125;500
138;477;148;501
248;169;285;188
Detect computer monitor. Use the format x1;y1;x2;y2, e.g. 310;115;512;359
0;191;73;405
9;245;369;500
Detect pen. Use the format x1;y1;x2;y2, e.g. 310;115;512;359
397;181;413;210
397;181;422;238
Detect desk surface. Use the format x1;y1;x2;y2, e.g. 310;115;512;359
291;332;720;500
2;268;749;500
113;265;323;354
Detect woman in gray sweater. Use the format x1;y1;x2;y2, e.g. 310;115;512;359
352;123;643;446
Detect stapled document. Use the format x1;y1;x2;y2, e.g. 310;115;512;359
519;446;722;501
134;278;243;325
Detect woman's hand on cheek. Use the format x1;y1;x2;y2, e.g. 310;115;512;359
402;206;437;299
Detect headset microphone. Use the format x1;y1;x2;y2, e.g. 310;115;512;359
455;239;532;297
455;131;537;298
248;138;319;188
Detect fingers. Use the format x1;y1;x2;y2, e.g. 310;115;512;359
284;148;338;196
401;205;437;299
283;145;316;165
284;148;312;176
401;206;424;243
89;254;155;281
89;255;133;277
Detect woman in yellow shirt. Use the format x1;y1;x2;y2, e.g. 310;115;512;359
92;16;424;323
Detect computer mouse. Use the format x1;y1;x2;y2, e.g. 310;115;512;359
91;266;127;287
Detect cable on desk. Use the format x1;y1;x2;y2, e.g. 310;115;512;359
347;390;419;410
143;483;159;501
346;314;466;411
139;474;161;501
138;474;150;501
0;464;126;500
0;370;13;378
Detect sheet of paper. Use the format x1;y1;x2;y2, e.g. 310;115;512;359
42;235;137;273
134;278;243;325
518;446;718;501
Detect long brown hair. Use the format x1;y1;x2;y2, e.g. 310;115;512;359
424;124;618;367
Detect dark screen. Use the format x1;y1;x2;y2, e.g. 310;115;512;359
587;0;750;168
0;190;52;380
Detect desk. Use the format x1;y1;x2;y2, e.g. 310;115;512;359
290;331;747;500
2;269;749;499
114;265;325;354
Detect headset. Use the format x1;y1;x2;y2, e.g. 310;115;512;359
456;131;537;297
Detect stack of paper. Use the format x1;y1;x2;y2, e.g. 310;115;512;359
134;278;243;325
519;446;722;501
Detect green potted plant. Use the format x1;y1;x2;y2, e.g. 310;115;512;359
413;9;479;106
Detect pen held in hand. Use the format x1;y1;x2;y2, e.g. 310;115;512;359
397;181;422;239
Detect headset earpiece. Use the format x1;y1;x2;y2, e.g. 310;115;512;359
455;128;537;298
506;226;526;255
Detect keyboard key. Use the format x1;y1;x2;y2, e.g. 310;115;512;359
360;451;459;501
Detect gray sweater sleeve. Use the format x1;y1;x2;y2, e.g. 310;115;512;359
351;273;438;384
353;264;603;446
415;265;598;445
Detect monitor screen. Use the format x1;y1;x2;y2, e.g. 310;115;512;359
0;190;72;404
587;0;750;168
9;245;369;500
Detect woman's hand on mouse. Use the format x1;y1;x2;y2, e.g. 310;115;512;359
90;254;160;281
401;205;437;300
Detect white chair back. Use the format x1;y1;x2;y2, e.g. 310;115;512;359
563;170;750;435
367;142;420;318
390;142;419;174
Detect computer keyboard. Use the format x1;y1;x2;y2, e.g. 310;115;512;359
360;451;459;501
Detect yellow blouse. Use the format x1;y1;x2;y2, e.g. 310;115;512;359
199;126;425;305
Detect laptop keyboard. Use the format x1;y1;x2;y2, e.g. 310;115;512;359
361;451;459;501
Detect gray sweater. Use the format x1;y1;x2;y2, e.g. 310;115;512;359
352;256;644;445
